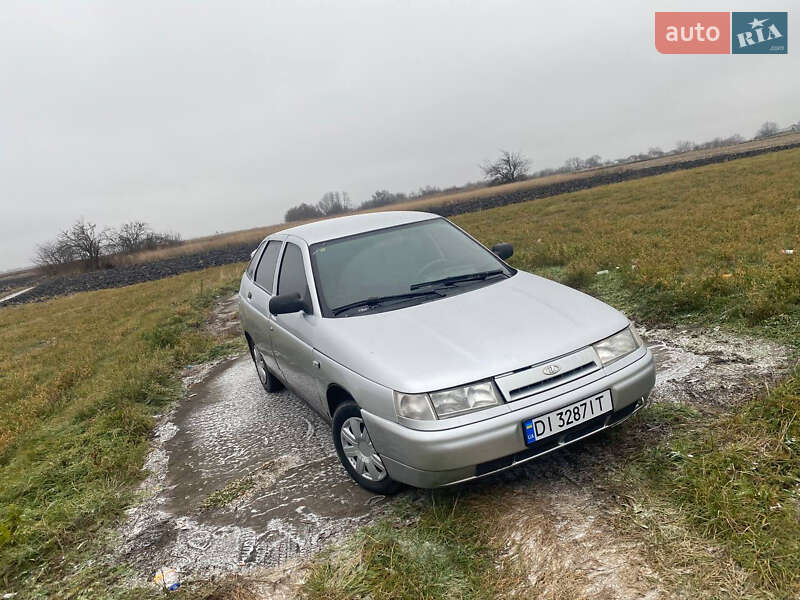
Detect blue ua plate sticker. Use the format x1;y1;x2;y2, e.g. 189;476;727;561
523;420;538;444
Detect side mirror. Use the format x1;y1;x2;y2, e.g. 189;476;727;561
491;242;513;260
269;293;307;315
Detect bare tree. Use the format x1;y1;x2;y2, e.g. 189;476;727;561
755;121;779;139
60;219;108;268
317;191;351;216
34;240;75;273
411;185;440;198
480;150;531;185
647;147;665;158
584;154;602;168
285;203;323;223
360;189;410;210
674;140;696;153
110;221;150;253
142;230;182;250
563;157;585;172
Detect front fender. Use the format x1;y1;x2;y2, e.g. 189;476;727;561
312;349;396;423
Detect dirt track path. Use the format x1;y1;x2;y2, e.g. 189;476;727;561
120;354;389;577
119;308;790;596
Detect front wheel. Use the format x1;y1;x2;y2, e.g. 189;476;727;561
332;400;401;495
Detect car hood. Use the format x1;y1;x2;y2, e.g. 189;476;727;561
313;271;629;393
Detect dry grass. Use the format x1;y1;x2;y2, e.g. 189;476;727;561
609;484;764;599
0;267;38;282
113;225;286;266
589;372;800;600
0;262;245;597
176;576;264;600
302;493;515;600
624;372;800;598
386;131;800;213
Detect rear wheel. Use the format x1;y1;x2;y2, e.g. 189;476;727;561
249;342;283;392
332;400;401;494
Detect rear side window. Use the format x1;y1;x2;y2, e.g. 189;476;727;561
254;241;281;293
277;243;309;302
245;241;266;279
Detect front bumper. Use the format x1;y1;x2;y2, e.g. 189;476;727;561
362;348;656;488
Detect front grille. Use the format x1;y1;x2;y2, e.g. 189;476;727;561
507;361;597;400
494;347;600;403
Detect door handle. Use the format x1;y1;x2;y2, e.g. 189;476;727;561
247;291;252;300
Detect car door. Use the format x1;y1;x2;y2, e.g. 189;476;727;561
270;240;322;407
246;239;283;374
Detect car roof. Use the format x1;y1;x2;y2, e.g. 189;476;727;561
275;211;440;245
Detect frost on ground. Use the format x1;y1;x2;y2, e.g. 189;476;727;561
644;325;790;408
117;319;792;598
118;354;390;589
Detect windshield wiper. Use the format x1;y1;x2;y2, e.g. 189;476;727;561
332;290;444;316
410;269;506;291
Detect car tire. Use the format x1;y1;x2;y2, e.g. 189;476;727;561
249;341;283;393
332;400;401;495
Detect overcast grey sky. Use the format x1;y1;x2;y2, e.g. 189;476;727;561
1;1;797;271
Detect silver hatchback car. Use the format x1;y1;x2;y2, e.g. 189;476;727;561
238;211;655;493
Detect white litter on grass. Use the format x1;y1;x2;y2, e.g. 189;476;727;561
153;567;181;591
0;286;35;304
596;270;609;275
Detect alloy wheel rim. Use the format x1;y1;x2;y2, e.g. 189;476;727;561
340;416;387;481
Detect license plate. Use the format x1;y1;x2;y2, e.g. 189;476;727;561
522;390;612;445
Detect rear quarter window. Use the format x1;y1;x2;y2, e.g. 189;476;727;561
254;241;282;293
245;241;266;279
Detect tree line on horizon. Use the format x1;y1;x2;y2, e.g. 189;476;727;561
34;220;181;274
283;119;798;222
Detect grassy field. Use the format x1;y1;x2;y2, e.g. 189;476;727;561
0;263;245;598
1;147;798;599
455;147;800;338
391;131;800;212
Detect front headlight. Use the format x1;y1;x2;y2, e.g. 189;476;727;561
429;381;503;418
393;381;503;420
394;392;436;420
593;326;641;366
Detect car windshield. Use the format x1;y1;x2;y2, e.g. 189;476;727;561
310;218;512;317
